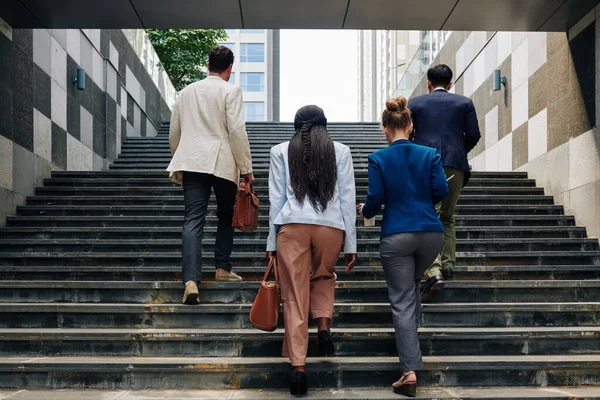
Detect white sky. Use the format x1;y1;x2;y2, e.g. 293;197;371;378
279;30;358;122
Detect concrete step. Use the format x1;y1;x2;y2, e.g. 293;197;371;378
22;196;556;208
42;177;538;188
0;280;596;304
0;226;588;240
1;251;598;268
0;264;598;282
0;387;598;399
50;170;529;179
2;238;597;253
18;204;564;218
0;302;598;328
30;185;547;196
5;215;578;228
0;327;598;357
0;355;597;389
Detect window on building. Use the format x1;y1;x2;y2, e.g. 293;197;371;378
229;72;235;85
225;29;236;37
244;102;265;121
241;29;265;34
221;43;236;53
240;44;265;62
240;72;264;92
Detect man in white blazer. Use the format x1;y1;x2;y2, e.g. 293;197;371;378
167;46;254;305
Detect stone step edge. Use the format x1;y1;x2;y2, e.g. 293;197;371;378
0;326;598;338
0;264;593;272
0;387;597;400
0;302;597;312
0;355;598;370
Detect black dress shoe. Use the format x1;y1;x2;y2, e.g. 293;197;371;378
442;269;454;281
420;275;445;302
317;330;335;357
290;370;308;396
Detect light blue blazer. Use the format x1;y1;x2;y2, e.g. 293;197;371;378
266;141;357;253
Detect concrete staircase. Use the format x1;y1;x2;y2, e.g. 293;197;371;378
0;122;599;396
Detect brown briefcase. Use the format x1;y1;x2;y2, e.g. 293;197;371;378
232;182;260;232
249;256;280;332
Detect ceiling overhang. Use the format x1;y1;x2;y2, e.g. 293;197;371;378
1;0;599;31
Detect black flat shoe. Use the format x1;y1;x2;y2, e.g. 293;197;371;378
442;269;454;281
318;330;335;357
420;275;445;302
290;370;307;396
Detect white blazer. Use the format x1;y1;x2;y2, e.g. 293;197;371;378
167;76;253;184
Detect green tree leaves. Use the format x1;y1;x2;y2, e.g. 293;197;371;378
147;29;228;91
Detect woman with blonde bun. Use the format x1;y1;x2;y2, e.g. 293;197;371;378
360;96;448;397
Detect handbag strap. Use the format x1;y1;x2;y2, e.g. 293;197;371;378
262;256;279;284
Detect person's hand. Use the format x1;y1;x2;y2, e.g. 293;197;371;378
344;253;357;272
266;251;277;260
358;203;364;218
244;172;255;185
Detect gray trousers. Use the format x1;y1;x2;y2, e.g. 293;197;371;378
380;232;443;371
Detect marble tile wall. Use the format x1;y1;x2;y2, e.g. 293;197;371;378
408;12;600;237
0;19;173;225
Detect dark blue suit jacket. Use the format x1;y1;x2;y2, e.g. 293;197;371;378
362;140;448;239
408;90;481;185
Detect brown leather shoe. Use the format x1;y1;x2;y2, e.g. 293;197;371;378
182;281;200;304
392;371;417;397
215;269;243;281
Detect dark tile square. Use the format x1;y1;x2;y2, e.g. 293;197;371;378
66;55;82;99
51;122;67;170
570;21;596;82
79;72;93;112
512;122;528;170
67;93;81;141
0;34;12;91
116;83;121;107
9;44;33;103
121;116;127;141
579;75;596;129
106;96;116;131
12;93;33;152
119;58;126;87
100;30;110;58
12;29;32;59
127;94;134;125
90;79;105;121
93;118;105;157
0;86;13;141
33;64;51;119
106;126;117;161
140;115;147;137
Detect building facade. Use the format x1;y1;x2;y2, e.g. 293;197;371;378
221;29;280;122
357;30;424;122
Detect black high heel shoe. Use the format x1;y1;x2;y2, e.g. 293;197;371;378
290;370;307;396
317;330;335;357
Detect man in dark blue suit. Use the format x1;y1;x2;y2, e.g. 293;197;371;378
408;64;481;301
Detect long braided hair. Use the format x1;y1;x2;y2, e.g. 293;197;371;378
289;105;337;212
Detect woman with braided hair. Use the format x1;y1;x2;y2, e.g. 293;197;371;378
266;105;358;395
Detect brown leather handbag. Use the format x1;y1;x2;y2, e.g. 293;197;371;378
249;257;280;332
232;182;260;232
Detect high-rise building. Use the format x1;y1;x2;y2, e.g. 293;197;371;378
221;29;280;122
358;30;436;122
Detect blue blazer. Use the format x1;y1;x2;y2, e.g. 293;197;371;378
408;90;481;185
362;140;448;239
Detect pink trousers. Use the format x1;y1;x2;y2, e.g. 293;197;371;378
277;224;344;366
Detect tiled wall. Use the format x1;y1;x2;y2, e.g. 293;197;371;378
409;11;600;238
0;20;173;225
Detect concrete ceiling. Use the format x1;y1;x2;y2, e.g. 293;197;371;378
1;0;599;31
